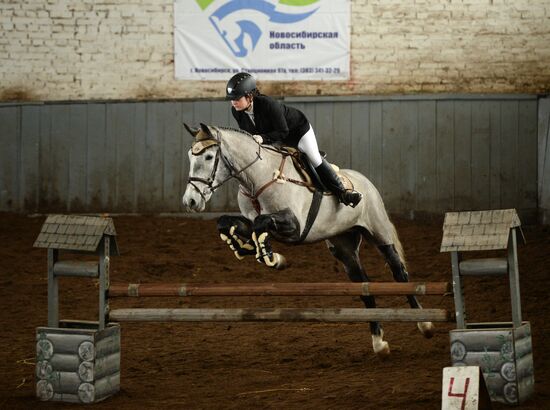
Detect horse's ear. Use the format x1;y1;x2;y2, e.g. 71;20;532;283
183;123;199;137
200;123;214;138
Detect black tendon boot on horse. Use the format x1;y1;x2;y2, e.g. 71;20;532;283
315;159;362;207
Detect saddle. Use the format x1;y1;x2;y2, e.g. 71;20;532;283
280;147;355;194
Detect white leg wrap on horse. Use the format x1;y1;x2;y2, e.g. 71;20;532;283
233;251;245;260
222;229;254;261
417;321;435;338
272;253;287;270
257;232;277;266
229;226;254;251
252;232;261;260
372;332;390;356
251;231;286;268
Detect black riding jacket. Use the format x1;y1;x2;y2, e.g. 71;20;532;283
231;95;310;147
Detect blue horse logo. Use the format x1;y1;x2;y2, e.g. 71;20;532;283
204;0;319;57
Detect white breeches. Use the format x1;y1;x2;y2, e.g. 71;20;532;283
297;125;322;168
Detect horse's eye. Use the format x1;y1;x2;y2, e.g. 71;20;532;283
205;154;214;161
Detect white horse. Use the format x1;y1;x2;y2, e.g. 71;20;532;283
182;123;434;356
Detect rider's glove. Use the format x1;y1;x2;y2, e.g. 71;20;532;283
252;134;263;144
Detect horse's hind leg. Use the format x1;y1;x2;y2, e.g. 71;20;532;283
378;244;434;338
217;215;256;260
326;230;390;357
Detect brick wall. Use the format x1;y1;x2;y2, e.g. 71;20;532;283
1;0;549;101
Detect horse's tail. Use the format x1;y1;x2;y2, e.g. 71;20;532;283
389;220;407;271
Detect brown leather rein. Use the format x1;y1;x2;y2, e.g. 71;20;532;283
239;151;313;214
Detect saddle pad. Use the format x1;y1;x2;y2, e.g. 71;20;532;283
286;151;355;193
338;172;354;192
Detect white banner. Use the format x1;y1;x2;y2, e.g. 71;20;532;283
174;0;350;81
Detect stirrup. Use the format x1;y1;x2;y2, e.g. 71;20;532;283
340;190;362;208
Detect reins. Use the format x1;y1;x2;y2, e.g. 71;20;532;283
188;128;317;215
187;127;324;242
187;129;263;199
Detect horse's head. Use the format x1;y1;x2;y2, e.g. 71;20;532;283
182;123;231;212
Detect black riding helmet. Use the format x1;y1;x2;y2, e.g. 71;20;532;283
226;72;256;100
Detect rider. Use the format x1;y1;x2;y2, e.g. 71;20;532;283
226;72;362;208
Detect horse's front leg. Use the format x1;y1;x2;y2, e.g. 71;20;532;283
252;209;300;270
217;215;256;260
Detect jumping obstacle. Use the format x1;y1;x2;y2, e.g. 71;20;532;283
33;215;453;404
107;281;452;323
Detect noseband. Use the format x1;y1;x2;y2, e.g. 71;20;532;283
187;129;262;200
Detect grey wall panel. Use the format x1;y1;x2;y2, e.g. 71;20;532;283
161;102;184;212
416;100;437;213
382;101;403;212
539;97;550;224
367;102;383;191
399;101;418;215
454;101;472;210
489;101;502;210
500;101;519;209
133;103;148;212
0;107;19;211
115;103;135;212
20;106;40;211
87;103;107;210
0;96;541;219
350;101;369;179
436;101;455;211
140;102;165;212
50;105;70;210
470;101;491;211
518;100;537;211
332;102;352;168
68;104;88;212
38;105;52;211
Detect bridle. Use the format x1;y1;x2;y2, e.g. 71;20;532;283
187;129;262;201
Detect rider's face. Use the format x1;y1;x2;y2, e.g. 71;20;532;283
231;95;251;111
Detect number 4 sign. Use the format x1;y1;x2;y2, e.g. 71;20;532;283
442;366;492;410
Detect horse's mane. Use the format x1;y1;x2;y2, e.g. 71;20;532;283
216;125;290;156
217;126;252;137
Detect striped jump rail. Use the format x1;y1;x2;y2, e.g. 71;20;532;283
109;307;453;323
108;282;451;297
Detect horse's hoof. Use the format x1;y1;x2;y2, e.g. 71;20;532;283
372;335;390;357
418;321;435;338
273;253;287;270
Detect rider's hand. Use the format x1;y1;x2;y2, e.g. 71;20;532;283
252;134;263;144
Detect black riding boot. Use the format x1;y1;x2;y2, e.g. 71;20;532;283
315;159;362;207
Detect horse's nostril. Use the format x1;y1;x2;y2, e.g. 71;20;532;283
190;198;196;208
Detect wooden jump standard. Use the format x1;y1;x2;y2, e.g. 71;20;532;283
109;281;451;297
107;282;453;323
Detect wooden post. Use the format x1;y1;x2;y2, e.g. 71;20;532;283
451;251;466;329
47;249;59;327
99;237;109;330
508;228;522;328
